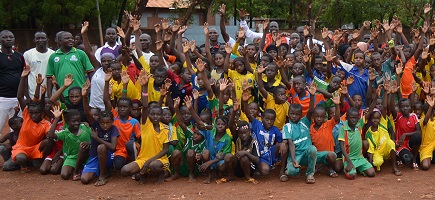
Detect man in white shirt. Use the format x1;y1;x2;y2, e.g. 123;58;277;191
23;32;54;99
94;28;121;62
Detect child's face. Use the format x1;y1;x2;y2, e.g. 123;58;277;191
261;56;271;66
280;46;288;56
289;107;302;123
111;64;122;79
337;70;346;80
329;77;342;91
273;88;287;104
214;54;225;66
29;106;44;123
10;119;23;132
352;95;363;109
399;100;411;116
169;64;181;75
192;128;204;143
180;70;191;83
371;112;381;126
161;109;172;124
90;108;100;121
403;47;412;60
346;111;360;127
265;65;278;79
248;103;259;118
66;115;81;132
430;65;435;78
414;104;423;118
327;107;335;120
261;112;276;130
234;61;245;74
222;89;231;104
313;109;326;125
98;116;113;132
196;75;205;88
292;77;306;94
314;58;323;71
246;45;256;57
180;107;192;124
149;56;160;69
354;53;365;67
117;100;132;117
149;108;162;124
200;112;212;125
364;57;371;68
215;118;227;133
294;52;303;62
238;127;251;141
68;90;81;105
371;54;381;69
130;103;141;119
267;50;277;58
44;98;53;113
292;63;304;76
153;71;167;86
375;99;383;111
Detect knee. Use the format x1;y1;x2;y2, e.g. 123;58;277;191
224;154;234;162
286;166;300;177
0;145;7;154
172;150;182;158
61;171;71;180
40;165;49;175
259;163;270;175
421;160;431;171
81;177;92;185
308;146;317;158
327;152;337;162
113;157;125;170
365;169;376;177
202;150;210;160
186;149;195;158
239;155;249;163
97;144;108;154
15;153;28;165
125;141;135;151
50;167;60;175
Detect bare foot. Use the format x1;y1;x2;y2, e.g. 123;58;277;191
95;178;107;186
165;173;180;182
188;174;196;182
203;174;212;184
155;172;165;185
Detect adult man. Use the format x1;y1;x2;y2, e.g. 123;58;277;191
0;30;25;132
23;32;54;99
200;27;223;54
46;32;94;98
94;28;121;62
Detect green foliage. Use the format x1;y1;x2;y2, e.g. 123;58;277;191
0;0;134;29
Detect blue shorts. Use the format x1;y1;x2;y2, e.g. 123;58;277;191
82;151;114;177
259;145;280;167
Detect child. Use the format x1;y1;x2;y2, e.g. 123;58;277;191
257;64;289;130
344;51;369;108
104;69;141;170
224;56;255;102
0;108;22;171
120;72;170;184
339;107;375;179
419;96;435;170
291;76;328;117
81;82;120;186
8;66;51;173
47;107;91;180
130;100;142;121
226;101;260;184
309;92;343;176
109;62;140;101
242;89;287;181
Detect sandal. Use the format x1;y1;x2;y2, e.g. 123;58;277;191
306;174;316;184
412;163;419;171
329;170;338;178
20;167;30;173
72;173;81;181
245;178;258;184
215;178;228;184
95;178;107;186
279;174;289;182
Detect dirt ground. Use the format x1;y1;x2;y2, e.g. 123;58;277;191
2;125;435;200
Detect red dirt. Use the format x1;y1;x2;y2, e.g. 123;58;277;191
1;124;435;199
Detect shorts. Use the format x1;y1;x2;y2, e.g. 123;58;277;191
371;139;395;169
259;145;280;167
135;157;170;171
11;143;43;161
45;140;63;160
343;157;373;175
234;160;256;178
82;151;114;177
420;141;435;162
316;151;334;165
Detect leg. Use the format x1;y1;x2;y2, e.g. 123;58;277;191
362;140;369;155
15;153;29;169
239;155;254;180
343;161;356;180
50;158;63;175
201;149;211;184
421;158;431;171
334;159;344;173
32;158;43;168
276;144;289;180
60;166;74;180
224;154;237;181
258;162;271;176
125;141;136;163
2;157;19;171
0;145;11;161
120;161;140;177
305;146;317;184
40;159;52;175
149;160;165;185
74;142;90;176
165;149;182;181
409;133;422;168
81;172;95;185
95;144;109;186
363;167;376;177
186;149;197;182
39;139;53;159
113;156;126;171
0;98;17;133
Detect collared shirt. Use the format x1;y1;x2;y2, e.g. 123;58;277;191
345;66;369;108
94;42;122;62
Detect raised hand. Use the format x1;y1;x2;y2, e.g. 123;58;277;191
156;40;163;51
368;67;376;81
422;47;429;60
324;49;336;62
427;95;435;107
275;35;282;47
274;56;284;68
242;88;252;102
219;4;226;16
308;82;317;95
238;27;246;39
422;21;429;33
370;28;379;40
192;89;199;100
411;80;418;92
82;79;90;96
51;105;63;118
203;22;209;35
233;100;240;111
64;74;74;87
303;25;310;37
257;64;268;74
173;97;181;108
303;45;310;56
159;85;168;96
263;18;269;31
184;95;193;109
161;18;170;30
321;27;329;39
224;42;232;54
154;23;161;33
121;71;130;84
346;76;354;86
189;40;196;52
133;19;141;32
424;3;432;14
423;82;430;94
430;33;435;46
219;78;229;91
195;58;206;72
390;80;399;93
302;54;310;63
182;41;190;53
117;26;125;38
340;83;348;95
164;30;173;42
36;73;44;85
352;29;360;39
396;63;403;75
21;65;30;77
331;92;341;105
238;8;249;19
81;21;89;34
104;68;113;82
242;79;252;92
164;78;172;90
363;21;371;28
178;25;188;34
41;85;46;95
172;20;181;32
382;19;390;31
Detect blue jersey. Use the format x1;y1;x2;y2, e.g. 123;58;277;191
191;74;209;114
250;119;283;155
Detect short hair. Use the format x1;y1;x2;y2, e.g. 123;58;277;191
8;116;22;127
55;31;64;43
262;54;274;63
290;104;302;111
28;100;44;112
216;116;229;126
101;52;116;60
68;86;81;95
273;85;286;95
263;109;276;117
99;110;114;121
63;109;81;122
370;52;381;59
398;98;410;106
118;97;133;107
347;107;359;116
236;120;250;131
293;75;306;83
132;99;142;107
314;106;326;113
155;67;168;75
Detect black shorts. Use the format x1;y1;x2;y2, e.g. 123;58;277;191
234;160;256;178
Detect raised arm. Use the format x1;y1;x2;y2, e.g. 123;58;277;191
242;86;254;122
185;96;210;130
103;69;114;112
139;71;150;124
50;74;74;106
203;22;214;67
81;21;101;70
17;65;30;111
256;64;269;98
196;58;214;99
423;96;435;126
219;4;230;43
306;82;317;120
47;105;63;140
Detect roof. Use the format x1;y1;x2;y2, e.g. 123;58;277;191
147;0;189;8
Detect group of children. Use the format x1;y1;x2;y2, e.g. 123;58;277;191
3;4;435;186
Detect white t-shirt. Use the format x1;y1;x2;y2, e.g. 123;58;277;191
89;67;106;110
23;48;54;99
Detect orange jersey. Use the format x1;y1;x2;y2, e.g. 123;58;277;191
111;108;141;158
310;118;338;152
